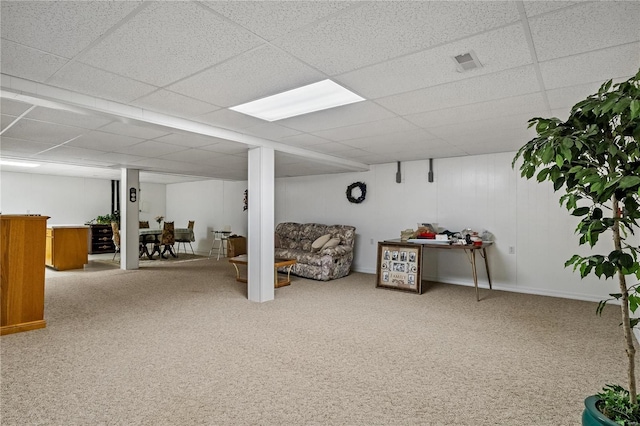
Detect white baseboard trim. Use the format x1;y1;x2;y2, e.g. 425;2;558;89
351;267;618;304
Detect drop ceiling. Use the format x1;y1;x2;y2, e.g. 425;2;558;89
1;1;639;184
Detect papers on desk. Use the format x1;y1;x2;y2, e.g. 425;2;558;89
407;238;451;244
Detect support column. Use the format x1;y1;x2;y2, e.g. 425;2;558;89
120;168;140;270
247;147;275;302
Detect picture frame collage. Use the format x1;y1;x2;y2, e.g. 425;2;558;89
376;241;423;294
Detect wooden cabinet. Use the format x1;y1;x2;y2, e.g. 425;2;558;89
88;224;115;254
1;215;49;336
45;226;89;271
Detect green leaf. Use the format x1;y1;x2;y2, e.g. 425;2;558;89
572;207;590;216
536;168;550;182
629;295;640;313
631;99;640;120
619;176;640;189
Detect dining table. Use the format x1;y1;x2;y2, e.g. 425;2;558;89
139;228;162;260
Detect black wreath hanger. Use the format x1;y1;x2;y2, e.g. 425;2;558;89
346;182;366;204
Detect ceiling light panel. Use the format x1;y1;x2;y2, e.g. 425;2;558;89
229;80;365;121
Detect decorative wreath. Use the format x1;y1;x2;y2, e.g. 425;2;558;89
346;182;367;204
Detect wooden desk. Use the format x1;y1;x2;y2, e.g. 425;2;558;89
229;255;297;288
46;225;89;271
384;239;493;301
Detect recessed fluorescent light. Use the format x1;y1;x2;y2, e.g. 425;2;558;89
0;159;40;168
229;79;365;121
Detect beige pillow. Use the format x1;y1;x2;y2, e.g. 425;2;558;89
321;238;340;251
311;234;331;252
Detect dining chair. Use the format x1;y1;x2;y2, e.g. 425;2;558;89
111;221;120;261
160;221;177;259
175;220;195;255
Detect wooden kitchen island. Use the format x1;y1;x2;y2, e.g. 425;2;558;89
46;225;89;271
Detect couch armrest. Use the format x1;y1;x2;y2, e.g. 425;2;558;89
321;245;352;257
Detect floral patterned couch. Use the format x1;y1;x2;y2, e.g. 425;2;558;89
275;222;356;281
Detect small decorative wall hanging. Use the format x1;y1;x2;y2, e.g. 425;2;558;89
243;189;248;211
346;182;366;204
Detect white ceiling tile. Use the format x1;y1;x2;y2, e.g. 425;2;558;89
169;45;324;107
314;117;419;142
199;142;248;155
110;140;188;157
154;133;224;149
66;130;143;151
98;121;171;140
158;148;225;164
341;129;437;149
1;114;16;131
428;111;545;140
378;65;540;116
48;62;157;103
203;1;354;41
338;23;532;99
0;136;58;154
405;93;547;129
1;39;68;83
540;43;640;90
523;1;578;18
26;106;113;130
275;1;519;75
196;154;248;169
241;123;301;140
1;98;32;116
451;127;537;154
195;108;265;130
545;82;604;111
0;1;143;58
131;89;220;119
32;145;113;162
279;133;332;147
96;152;146;166
530;2;640;62
2;118;84;144
79;2;262;86
302;142;355;154
279;101;395;133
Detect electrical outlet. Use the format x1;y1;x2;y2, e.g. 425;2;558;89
509;246;516;254
370;238;374;245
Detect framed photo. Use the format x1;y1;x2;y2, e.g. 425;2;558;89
376;241;423;294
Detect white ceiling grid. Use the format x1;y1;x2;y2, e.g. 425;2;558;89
0;0;638;183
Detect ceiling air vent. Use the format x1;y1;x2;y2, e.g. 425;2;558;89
452;50;482;72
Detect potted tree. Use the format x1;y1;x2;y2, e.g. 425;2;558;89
513;69;640;425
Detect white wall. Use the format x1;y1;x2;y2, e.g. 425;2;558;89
166;179;248;254
3;150;623;303
273;152;620;303
0;171;166;225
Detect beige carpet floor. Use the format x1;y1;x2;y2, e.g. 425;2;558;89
1;257;635;425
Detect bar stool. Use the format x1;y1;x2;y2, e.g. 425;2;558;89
208;229;230;260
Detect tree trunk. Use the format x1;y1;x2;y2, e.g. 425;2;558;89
613;197;637;401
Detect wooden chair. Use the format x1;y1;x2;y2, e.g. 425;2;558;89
160;221;177;259
111;222;120;261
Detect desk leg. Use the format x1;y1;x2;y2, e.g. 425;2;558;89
470;249;479;301
480;248;492;289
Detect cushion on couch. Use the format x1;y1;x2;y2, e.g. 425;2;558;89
311;234;331;252
321;238;340;251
